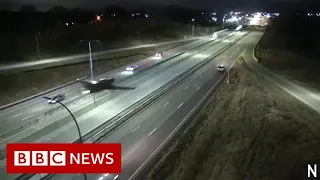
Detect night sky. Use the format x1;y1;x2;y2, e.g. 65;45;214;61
2;0;304;11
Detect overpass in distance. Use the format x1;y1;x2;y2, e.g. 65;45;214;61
0;29;261;180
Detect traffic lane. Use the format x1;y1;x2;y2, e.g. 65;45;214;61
5;31;240;145
113;33;253;180
0;37;211;118
244;32;320;113
0;33;236;145
0;31;235;120
0;33;226;117
0;34;235;180
0;34;224;122
29;38;230;144
0;31;239;141
44;32;249;180
79;33;250;180
1;32;242;150
0;38;216;129
39;32;244;144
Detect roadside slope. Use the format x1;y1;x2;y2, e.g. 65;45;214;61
145;63;320;180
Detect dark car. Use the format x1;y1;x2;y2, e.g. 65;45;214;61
48;94;66;104
217;65;225;72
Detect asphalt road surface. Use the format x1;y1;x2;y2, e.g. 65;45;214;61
47;31;258;180
0;31;244;180
0;31;231;138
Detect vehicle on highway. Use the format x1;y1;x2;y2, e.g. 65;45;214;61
212;33;218;39
155;52;163;58
78;77;135;93
48;94;66;104
126;65;139;71
217;65;225;72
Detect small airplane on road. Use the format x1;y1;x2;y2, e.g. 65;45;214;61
77;78;136;94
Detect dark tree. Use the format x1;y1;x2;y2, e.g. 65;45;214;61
104;6;129;20
19;5;36;13
48;6;67;13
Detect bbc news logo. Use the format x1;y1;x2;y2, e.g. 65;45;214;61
7;143;121;174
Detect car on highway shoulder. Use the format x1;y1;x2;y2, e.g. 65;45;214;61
126;65;139;71
217;65;225;72
48;94;66;104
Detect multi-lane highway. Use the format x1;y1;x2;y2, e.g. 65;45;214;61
0;31;230;140
0;30;243;179
46;31;260;180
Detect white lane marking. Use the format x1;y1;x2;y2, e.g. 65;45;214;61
98;177;103;180
132;125;140;133
104;173;109;177
127;70;228;180
148;128;157;136
9;113;22;118
185;86;189;90
21;115;34;121
164;102;169;107
113;175;119;180
197;87;200;91
209;76;212;79
70;95;79;100
178;103;184;109
97;92;111;100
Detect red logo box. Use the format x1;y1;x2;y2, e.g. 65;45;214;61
7;143;121;174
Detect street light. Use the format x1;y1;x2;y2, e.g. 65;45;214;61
43;96;87;180
43;96;83;143
227;36;232;83
80;40;99;81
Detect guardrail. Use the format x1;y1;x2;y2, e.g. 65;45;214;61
19;32;249;180
0;34;224;112
0;33;224;139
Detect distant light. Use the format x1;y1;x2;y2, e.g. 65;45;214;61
266;13;271;18
145;14;149;18
65;23;68;26
96;15;101;21
192;18;195;22
91;80;98;84
201;12;204;15
132;14;135;17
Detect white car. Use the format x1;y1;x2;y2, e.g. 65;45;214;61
126;65;139;71
212;33;218;39
217;65;225;72
48;94;66;104
155;52;163;58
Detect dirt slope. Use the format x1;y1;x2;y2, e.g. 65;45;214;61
145;63;320;180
